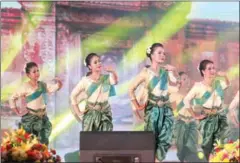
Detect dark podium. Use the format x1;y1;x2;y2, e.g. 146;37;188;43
80;131;155;163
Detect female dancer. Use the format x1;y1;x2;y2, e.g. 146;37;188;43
172;72;207;162
129;43;178;162
170;71;192;116
9;62;62;145
70;53;118;131
228;90;239;127
228;90;239;141
182;59;230;160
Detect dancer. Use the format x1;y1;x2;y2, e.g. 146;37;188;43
228;90;239;142
170;71;192;117
172;72;207;162
70;53;118;131
182;59;230;160
228;90;239;127
129;43;178;162
9;62;62;145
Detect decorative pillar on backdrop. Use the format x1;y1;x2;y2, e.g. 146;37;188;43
55;22;71;148
20;2;57;120
67;31;83;147
55;20;83;148
1;8;19;133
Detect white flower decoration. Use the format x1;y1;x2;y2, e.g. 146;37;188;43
83;60;87;67
146;46;151;55
197;63;200;72
23;63;27;73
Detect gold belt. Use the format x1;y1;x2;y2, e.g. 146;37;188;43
148;99;170;107
203;107;220;115
26;107;46;117
178;114;195;123
86;102;110;111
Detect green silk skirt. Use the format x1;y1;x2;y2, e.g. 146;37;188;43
144;102;174;161
82;102;113;131
174;119;207;162
20;112;52;145
198;112;229;160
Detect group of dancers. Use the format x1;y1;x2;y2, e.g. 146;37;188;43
9;42;239;162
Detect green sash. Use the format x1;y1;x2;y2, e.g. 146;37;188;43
86;75;116;97
177;80;224;111
177;101;185;111
177;100;195;112
148;68;168;92
26;81;47;105
194;80;224;106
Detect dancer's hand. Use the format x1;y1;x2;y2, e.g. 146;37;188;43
12;107;20;115
13;108;28;116
137;104;146;111
19;110;29;116
131;100;145;120
217;71;226;77
177;80;182;89
194;114;206;120
164;64;176;71
217;71;230;87
132;100;146;111
72;105;82;122
103;66;115;73
72;105;88;122
54;77;63;90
